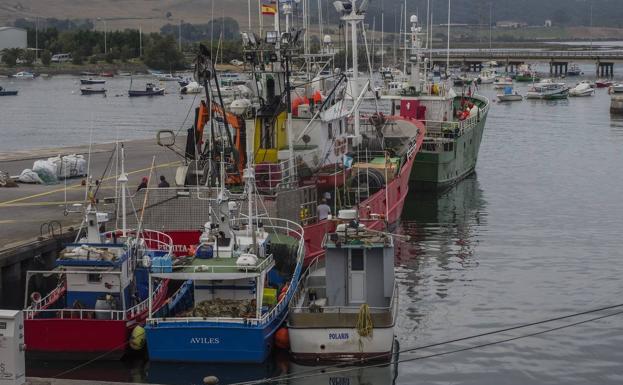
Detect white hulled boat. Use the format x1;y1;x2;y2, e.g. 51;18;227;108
288;214;397;362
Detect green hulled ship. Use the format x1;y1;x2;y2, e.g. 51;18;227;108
359;12;490;191
409;94;489;190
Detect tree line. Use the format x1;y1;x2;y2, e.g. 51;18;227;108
2;17;245;70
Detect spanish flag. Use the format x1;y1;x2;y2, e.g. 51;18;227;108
261;3;276;15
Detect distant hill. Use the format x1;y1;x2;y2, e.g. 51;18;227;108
368;0;623;30
2;0;623;33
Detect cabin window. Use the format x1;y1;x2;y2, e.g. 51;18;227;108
328;123;333;139
443;142;454;152
351;249;364;271
339;120;343;134
88;273;102;283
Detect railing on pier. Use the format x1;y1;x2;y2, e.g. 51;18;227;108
429;49;623;61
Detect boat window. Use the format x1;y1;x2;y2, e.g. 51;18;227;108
339;120;343;134
328;123;333;139
443;142;454;152
351;250;364;271
88;273;103;283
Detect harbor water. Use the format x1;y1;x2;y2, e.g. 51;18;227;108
4;74;623;384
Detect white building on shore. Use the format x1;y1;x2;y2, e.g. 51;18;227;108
0;27;27;50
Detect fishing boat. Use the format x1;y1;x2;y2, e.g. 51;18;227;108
144;171;306;362
80;78;106;85
100;71;115;78
596;79;613;88
0;86;18;96
566;64;582;76
478;68;497;84
288;221;397;362
493;76;513;89
525;80;569;100
497;86;523;102
80;87;107;95
569;82;595;97
355;14;491;191
155;2;426;269
128;83;165;97
23;147;172;359
515;67;539;82
10;71;37;79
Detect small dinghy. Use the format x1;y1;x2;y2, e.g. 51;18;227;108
0;86;18;96
497;86;523;102
80;87;107;95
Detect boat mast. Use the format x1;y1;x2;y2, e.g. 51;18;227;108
446;0;451;78
403;0;407;75
341;1;364;138
118;144;128;237
381;13;384;69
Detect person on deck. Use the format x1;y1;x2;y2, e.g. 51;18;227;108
317;199;331;221
136;177;148;192
158;175;170;188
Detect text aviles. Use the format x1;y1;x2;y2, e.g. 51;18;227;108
190;337;220;344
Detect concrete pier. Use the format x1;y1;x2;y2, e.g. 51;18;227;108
0;138;182;308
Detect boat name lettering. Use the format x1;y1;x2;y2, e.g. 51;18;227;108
328;332;349;340
159;244;188;253
190;337;220;344
329;377;350;385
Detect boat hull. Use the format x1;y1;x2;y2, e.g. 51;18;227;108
129;90;165;97
410;102;488;191
0;91;18;96
25;318;128;360
81;88;106;95
301;122;423;265
289;326;395;362
497;95;522;102
146;309;286;363
80;79;106;85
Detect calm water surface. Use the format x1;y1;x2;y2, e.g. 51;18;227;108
14;75;623;384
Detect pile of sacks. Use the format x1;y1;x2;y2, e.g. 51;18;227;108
19;154;87;184
180;298;257;319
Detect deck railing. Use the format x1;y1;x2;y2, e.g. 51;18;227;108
148;217;306;327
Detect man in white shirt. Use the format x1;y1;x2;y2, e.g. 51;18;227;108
317;199;331;221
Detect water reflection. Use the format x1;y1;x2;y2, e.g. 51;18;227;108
395;175;486;347
398;174;486;270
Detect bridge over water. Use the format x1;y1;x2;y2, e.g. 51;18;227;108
427;49;623;76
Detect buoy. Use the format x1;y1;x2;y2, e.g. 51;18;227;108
129;325;146;351
203;375;219;385
275;327;290;350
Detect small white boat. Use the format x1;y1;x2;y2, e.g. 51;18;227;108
497;87;523;102
569;82;595;97
609;83;623;94
10;71;37;79
155;73;183;82
526;80;569;100
478;69;497;84
494;76;513;89
180;81;202;94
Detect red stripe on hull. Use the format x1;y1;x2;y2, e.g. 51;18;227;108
302;119;424;266
25;319;128;358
